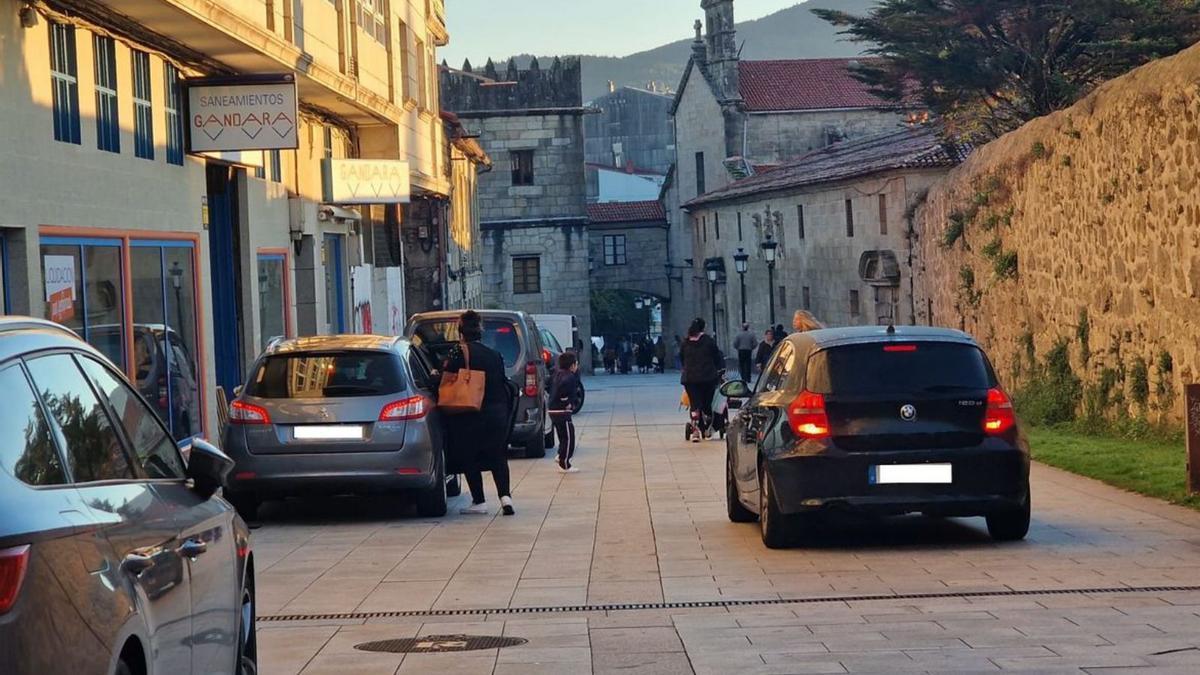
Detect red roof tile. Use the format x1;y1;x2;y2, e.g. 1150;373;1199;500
587;200;666;224
738;58;890;112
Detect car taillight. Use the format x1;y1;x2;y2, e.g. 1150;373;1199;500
380;396;428;421
983;388;1016;435
787;391;831;439
229;400;270;425
543;348;552;366
525;362;538;397
0;545;31;614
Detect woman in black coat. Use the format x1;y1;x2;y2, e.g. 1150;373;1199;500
679;317;724;441
441;311;516;515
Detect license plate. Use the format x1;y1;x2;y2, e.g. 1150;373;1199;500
293;425;364;441
870;463;952;485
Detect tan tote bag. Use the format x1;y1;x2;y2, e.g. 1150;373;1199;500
438;342;486;414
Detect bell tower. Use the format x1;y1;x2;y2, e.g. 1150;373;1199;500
701;0;740;102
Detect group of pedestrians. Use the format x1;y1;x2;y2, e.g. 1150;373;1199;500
601;335;669;374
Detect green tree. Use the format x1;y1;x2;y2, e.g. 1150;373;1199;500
814;0;1200;140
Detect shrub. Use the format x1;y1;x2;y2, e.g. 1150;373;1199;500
1076;309;1090;364
1014;339;1081;425
981;238;1002;260
994;250;1019;279
981;212;1002;231
942;213;966;248
1031;141;1047;158
1130;356;1150;409
958;266;982;308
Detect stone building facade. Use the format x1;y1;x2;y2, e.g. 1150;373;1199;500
667;0;909;340
586;201;671;301
440;57;593;368
913;41;1200;423
686;126;966;345
584;86;676;201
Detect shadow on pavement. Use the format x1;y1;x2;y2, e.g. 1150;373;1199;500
792;513;1004;550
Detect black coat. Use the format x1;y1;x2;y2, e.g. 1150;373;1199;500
679;333;723;385
441;340;512;472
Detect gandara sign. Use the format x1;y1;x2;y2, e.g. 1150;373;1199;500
322;159;411;204
187;76;298;153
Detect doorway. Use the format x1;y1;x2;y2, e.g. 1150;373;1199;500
323;233;346;334
206;164;245;393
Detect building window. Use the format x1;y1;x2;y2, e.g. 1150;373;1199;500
93;35;120;154
511;150;534;186
845;199;854;237
714;212;720;240
694;152;705;195
397;21;410;101
879;194;888;235
49;22;81;145
269;149;282;182
415;38;427;108
255;158;265;179
323;126;334;159
802;286;811;311
131;50;154;160
779;285;787;311
797;204;805;240
701;216;707;243
737;212;743;241
257;252;291;353
603;235;627;266
513;257;541;294
850;289;860;317
164;62;184;165
356;0;387;44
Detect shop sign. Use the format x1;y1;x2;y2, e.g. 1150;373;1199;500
322;159;411;204
44;255;76;322
186;75;298;152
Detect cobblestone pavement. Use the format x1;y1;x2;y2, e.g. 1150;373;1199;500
253;374;1200;674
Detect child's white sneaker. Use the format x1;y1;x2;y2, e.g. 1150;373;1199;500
500;496;515;516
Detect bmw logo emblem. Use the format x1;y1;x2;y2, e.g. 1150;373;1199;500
900;404;917;421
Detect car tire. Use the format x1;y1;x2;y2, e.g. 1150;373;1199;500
236;567;258;675
571;383;585;414
228;494;259;523
416;462;448;517
445;474;462;498
986;492;1031;542
759;460;797;549
524;428;547;459
727;454;756;523
545;426;556;450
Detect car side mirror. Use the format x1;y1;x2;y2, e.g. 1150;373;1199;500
720;380;753;400
186;438;234;500
233;385;244;398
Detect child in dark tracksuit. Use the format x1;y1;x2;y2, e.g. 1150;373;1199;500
549;352;581;472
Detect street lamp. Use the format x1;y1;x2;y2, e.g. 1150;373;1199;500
169;260;185;331
733;248;749;324
634;298;644;310
760;234;778;326
704;258;723;341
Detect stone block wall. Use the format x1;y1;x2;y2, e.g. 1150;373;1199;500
912;42;1200;422
747;109;906;165
473;114;587;222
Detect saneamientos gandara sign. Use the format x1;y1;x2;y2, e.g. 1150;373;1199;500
187;79;298;153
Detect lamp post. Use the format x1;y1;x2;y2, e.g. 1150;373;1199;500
169;260;185;331
733;248;749;324
760;234;778;326
704;258;721;341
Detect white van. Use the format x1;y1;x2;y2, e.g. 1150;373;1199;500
532;314;579;354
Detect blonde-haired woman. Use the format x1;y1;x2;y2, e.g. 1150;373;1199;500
792;310;825;333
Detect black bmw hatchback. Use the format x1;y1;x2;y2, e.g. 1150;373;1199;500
722;326;1031;548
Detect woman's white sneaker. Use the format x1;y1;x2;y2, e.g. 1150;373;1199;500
460;503;489;515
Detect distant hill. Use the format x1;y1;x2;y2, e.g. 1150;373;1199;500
453;0;879;102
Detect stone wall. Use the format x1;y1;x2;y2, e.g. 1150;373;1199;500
472;113;588;222
747;109;907;165
588;222;671;300
913;42;1200;422
584;87;676;177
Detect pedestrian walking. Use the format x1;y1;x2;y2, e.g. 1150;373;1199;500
618;337;631;374
439;310;516;516
680;318;724;442
755;328;776;372
655;336;667;373
673;335;683;370
732;322;757;383
549;352;582;472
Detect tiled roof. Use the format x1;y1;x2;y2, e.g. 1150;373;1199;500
685;126;970;208
739;58;890;112
587;200;666;224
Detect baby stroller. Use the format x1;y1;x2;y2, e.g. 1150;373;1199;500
681;371;730;441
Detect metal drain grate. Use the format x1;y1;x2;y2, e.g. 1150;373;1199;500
258;584;1200;623
355;635;528;654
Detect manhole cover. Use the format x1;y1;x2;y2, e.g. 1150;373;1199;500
354;634;528;654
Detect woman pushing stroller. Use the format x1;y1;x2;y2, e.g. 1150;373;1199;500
680;317;724;443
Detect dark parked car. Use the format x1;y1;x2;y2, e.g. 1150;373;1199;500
722;326;1031;548
407;310;551;458
0;317;255;675
222;335;457;520
539;326;584;414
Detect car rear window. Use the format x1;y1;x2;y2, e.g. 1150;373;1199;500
247;352;404;399
805;342;995;395
412;319;522;367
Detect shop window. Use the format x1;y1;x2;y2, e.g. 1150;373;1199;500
131;50;154;160
93;35;120;154
511;150;535;186
258;252;290;352
41;240;125;369
323;234;346;333
49;22;81;145
513;256;540;294
603;235;626;266
164;63;184;165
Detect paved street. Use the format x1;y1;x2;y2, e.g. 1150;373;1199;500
254;374;1200;675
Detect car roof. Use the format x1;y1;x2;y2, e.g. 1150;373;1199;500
790;325;979;351
409;309;531;324
265;334;408;355
0;316;100;363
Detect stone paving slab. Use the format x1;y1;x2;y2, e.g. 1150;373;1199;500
253;375;1200;674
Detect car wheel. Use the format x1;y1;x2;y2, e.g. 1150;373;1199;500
727;453;756;523
571;383;585;414
228;494;259;523
986;491;1031;542
524;427;547;459
236;567;258;675
759;460;796;549
445;474;462;498
416;461;448;517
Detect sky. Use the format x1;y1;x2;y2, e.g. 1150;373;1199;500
441;0;803;66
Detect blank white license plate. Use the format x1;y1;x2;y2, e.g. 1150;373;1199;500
871;463;952;485
293;425;364;441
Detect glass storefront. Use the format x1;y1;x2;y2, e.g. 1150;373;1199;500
42;236;202;440
257;252;288;353
323;234;346;334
